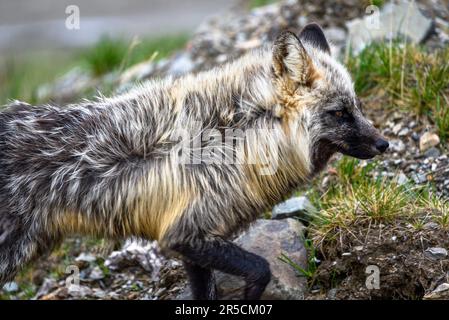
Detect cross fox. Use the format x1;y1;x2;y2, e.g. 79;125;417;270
0;23;388;299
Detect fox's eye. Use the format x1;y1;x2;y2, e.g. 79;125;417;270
334;110;343;118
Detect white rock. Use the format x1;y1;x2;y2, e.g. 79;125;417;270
75;252;96;263
346;0;433;54
272;196;317;220
2;282;19;293
420;132;440;152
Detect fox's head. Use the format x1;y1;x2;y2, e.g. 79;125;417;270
270;23;389;172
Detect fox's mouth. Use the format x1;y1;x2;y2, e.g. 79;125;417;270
339;139;389;160
342;146;380;159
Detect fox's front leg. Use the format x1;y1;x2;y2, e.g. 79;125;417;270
172;236;271;300
183;261;217;300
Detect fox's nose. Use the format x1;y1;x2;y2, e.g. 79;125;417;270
375;139;389;153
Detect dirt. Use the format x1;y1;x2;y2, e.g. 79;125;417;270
308;218;449;300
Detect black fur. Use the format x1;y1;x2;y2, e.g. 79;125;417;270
172;237;271;300
299;22;331;54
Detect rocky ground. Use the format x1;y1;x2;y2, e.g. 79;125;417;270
1;0;448;300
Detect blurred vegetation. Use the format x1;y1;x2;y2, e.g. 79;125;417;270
80;34;189;76
249;0;277;9
0;34;189;105
347;42;449;142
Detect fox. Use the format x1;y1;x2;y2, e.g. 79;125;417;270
0;23;388;299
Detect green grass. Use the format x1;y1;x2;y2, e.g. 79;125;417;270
249;0;277;9
0;33;189;106
0;52;77;105
309;157;448;251
279;238;318;283
80;34;189;76
347;42;449;141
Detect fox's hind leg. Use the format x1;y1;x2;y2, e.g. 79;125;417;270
172;236;271;300
0;214;53;286
183;261;217;300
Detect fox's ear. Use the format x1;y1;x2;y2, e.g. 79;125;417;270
299;23;330;54
272;31;314;85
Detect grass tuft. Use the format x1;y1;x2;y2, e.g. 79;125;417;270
309;157;448;252
347;42;449;141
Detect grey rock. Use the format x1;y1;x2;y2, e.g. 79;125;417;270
119;59;155;84
215;219;307;300
423;222;440;230
2;281;19;293
394;172;408;186
346;0;433;54
425;247;448;260
105;240;163;278
67;284;92;298
75;252;97;263
424;147;441;158
272;196;316;220
89;266;105;280
412;173;427;184
37;67;94;102
392;123;403;135
35;278;58;299
398;128;410;137
424;283;449;300
389;139;406;153
167;53;194;77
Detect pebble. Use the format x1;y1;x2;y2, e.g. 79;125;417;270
2;282;19;293
272;196;317;220
389;139;406;153
425;247;448;260
419;132;440;152
89;266;105;280
424;147;441;158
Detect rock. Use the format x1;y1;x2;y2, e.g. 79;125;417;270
389;139;406;153
75;252;97;263
67;284;93;298
346;0;433;54
398;128;410;137
37;67;95;103
89;266;105;280
40;287;69;300
105;240;163;278
119;58;155;84
424;247;448;260
423;222;440;230
392;123;403;135
424;283;449;300
419;132;440;152
35;278;58;299
272;196;316;220
411;132;420;142
394;172;409;186
215;219;307;300
93;288;107;299
2;281;19;293
167;53;194;77
424;147;441;158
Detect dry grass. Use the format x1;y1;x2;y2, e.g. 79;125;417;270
308;157;448;253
